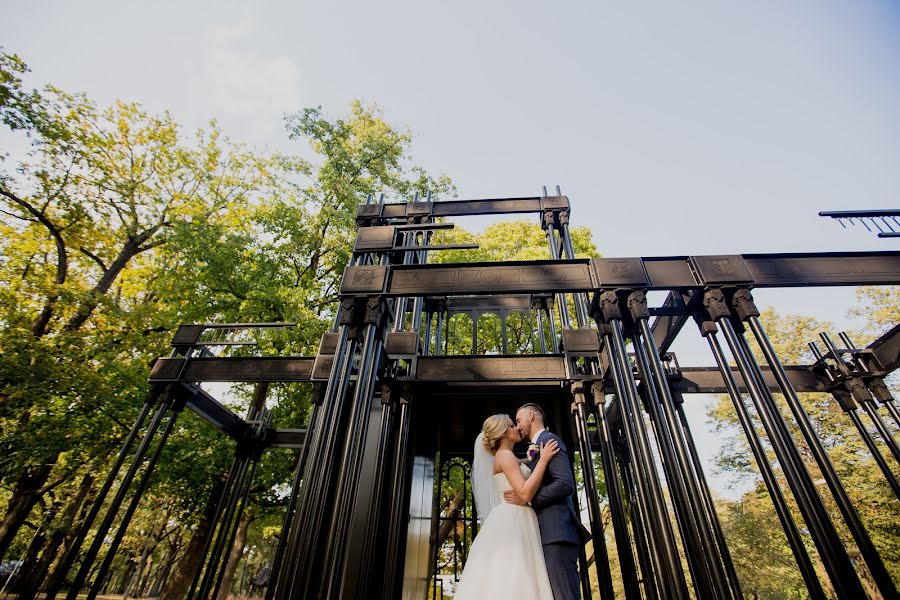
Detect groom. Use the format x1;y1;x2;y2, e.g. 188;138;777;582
504;403;591;600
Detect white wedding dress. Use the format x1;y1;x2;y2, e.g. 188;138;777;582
453;463;554;599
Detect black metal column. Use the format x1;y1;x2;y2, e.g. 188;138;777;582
631;294;734;599
698;316;826;598
616;438;660;600
383;397;413;600
46;385;159;600
281;321;358;598
266;400;320;600
742;301;897;598
322;301;388;598
710;292;865;598
597;291;689;600
87;392;186;600
592;391;642;600
65;387;176;600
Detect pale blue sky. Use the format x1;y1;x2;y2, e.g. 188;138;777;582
3;0;899;497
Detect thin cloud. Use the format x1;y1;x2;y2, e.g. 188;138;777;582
204;15;301;131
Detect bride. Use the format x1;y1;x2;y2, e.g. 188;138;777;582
453;414;559;599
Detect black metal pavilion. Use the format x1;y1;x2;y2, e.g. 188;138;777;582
50;192;900;600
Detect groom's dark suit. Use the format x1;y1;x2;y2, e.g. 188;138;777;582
526;430;591;600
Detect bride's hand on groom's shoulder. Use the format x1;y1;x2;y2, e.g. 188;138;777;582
538;440;560;465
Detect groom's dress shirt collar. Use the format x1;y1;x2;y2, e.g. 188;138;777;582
530;427;546;445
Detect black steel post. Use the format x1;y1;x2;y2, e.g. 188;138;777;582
631;344;713;599
354;393;397;595
717;314;864;598
87;394;185;600
188;453;244;600
571;386;614;600
592;393;642;600
266;401;320;600
883;399;900;430
284;323;357;598
46;386;159;600
634;307;732;599
198;454;251;599
599;299;688;600
211;452;261;600
383;398;412;600
671;390;742;599
860;400;900;466
616;440;660;600
700;324;827;598
848;408;900;499
746;310;897;597
323;306;386;598
66;390;174;600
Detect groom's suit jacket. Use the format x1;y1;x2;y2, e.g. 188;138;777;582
526;430;592;546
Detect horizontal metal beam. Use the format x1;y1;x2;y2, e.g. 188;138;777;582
650;291;694;353
339;252;900;297
150;356;833;394
416;355;568;381
269;429;307;449
675;367;825;394
173;383;250;439
357;196;569;221
819;209;900;218
150;357;315;383
870;323;900;374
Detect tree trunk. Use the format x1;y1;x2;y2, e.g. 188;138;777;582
160;522;212;600
0;458;55;560
215;512;254;600
148;538;180;598
64;239;141;331
160;475;225;600
43;473;97;594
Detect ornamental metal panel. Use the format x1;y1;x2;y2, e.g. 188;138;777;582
416;355;567;381
690;255;754;286
340;265;388;294
592;258;650;287
744;252;900;287
430;197;543;216
386;260;595;296
354;226;396;252
151;357;315;382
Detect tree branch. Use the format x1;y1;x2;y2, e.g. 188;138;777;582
79;247;109;272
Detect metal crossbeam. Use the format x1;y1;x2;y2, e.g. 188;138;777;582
339;252;900;297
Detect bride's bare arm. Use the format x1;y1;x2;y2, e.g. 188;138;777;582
495;441;559;502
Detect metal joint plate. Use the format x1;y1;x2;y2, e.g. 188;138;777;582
592;258;650;288
385;331;420;357
318;332;340;355
690;255;755;286
311;355;335;381
340;265;388;295
354;226;396;252
407;202;433;217
149;357;187;381
356;203;382;219
540;196;570;210
562;329;601;355
171;324;204;346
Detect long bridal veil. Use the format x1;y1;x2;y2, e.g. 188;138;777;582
472;432;499;523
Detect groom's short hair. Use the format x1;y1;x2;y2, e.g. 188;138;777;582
518;403;545;423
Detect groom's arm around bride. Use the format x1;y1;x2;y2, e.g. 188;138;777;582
504;404;591;600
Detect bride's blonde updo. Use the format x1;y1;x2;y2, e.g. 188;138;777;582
482;414;510;455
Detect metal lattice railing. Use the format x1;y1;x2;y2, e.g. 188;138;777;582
819;209;900;238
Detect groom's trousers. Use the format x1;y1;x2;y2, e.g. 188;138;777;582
544;541;580;600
